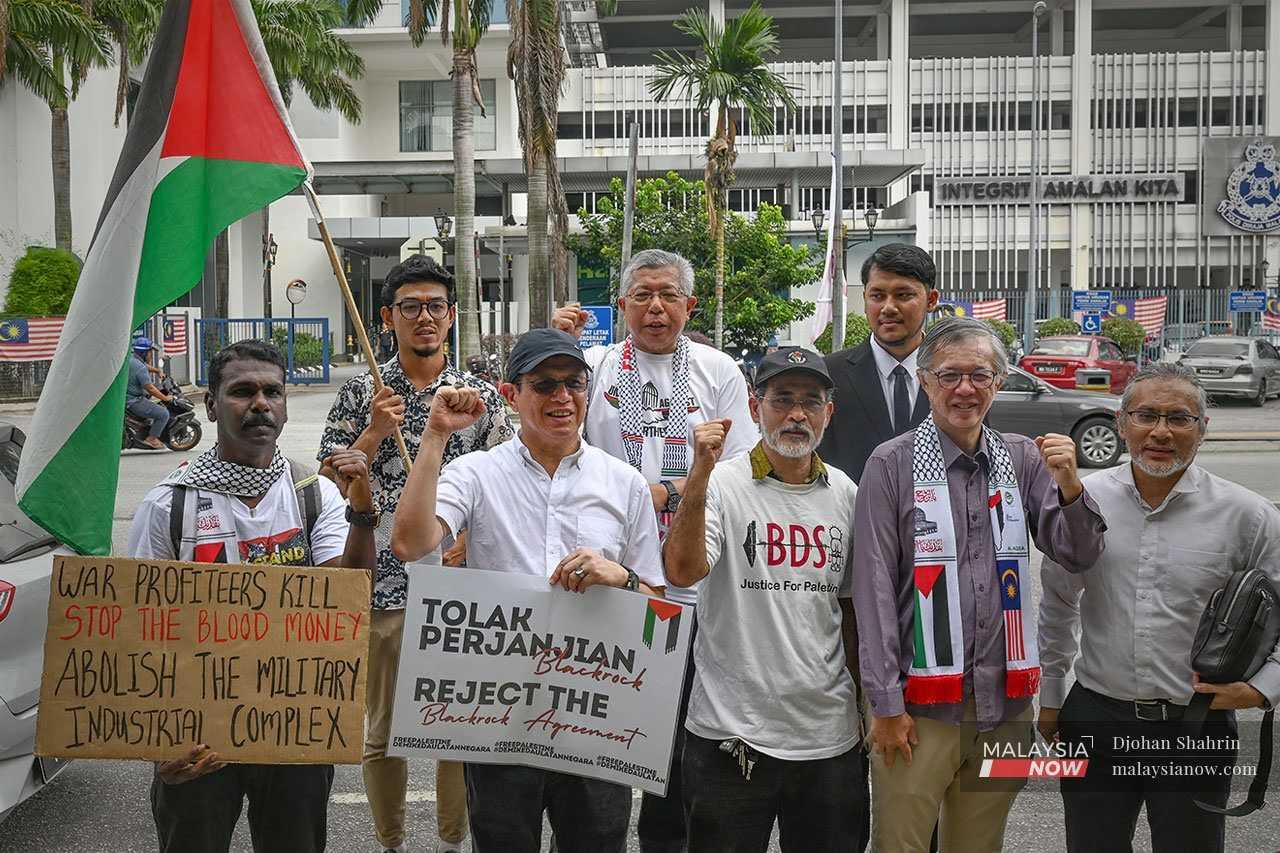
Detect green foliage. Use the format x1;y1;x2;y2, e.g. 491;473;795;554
566;173;819;351
270;327;326;369
985;318;1017;349
1038;316;1081;336
1101;317;1147;355
813;313;872;356
4;245;81;314
3;0;112;106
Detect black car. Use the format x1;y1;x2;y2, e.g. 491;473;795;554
988;367;1124;468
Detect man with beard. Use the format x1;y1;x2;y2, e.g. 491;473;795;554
318;255;514;853
553;249;756;853
390;328;666;853
126;340;377;853
854;317;1106;853
818;243;940;485
1038;362;1280;853
663;347;865;851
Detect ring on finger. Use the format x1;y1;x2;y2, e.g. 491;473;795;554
573;567;587;578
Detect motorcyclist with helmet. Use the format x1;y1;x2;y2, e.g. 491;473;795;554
126;337;176;450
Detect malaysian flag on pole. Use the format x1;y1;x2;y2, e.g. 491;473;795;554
0;318;67;362
162;314;188;356
1264;311;1280;332
1133;295;1169;341
943;299;1007;321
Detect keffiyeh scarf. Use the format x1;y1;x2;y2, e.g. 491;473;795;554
173;445;288;498
618;335;692;478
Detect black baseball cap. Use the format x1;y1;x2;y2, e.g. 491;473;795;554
506;328;589;383
753;346;833;391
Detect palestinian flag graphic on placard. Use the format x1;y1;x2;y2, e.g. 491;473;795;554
642;598;683;654
16;0;310;555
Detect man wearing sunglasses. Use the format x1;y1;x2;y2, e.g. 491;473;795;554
1039;362;1280;853
853;317;1107;852
391;327;666;852
318;254;514;853
663;347;866;851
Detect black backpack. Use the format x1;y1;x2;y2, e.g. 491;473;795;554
167;459;322;563
1187;569;1280;816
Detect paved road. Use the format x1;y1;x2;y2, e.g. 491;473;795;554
2;370;1279;852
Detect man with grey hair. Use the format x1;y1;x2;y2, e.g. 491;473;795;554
853;316;1107;852
1039;362;1280;853
553;248;756;852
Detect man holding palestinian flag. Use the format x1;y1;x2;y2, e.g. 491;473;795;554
851;317;1107;853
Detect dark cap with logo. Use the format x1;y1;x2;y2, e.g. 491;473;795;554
506;328;589;383
752;346;833;391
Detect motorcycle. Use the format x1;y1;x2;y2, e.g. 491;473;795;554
122;375;202;452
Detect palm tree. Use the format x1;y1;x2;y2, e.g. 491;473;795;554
406;0;492;358
650;2;794;347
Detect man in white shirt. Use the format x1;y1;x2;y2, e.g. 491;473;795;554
391;328;665;853
663;347;865;852
127;340;378;853
1039;362;1280;853
553;248;755;852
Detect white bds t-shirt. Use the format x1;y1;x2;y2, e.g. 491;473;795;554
582;340;758;604
127;469;349;565
685;454;861;761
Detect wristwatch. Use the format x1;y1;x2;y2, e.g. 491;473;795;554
660;480;682;513
345;505;381;528
623;567;640;591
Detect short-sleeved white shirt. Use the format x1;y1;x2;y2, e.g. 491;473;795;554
434;435;665;587
686;452;861;760
127;467;349;565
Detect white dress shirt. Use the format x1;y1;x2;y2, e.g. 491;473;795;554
434;434;666;588
1039;462;1280;708
869;335;919;418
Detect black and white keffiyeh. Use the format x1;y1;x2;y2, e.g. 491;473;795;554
618;335;692;478
174;445;288;498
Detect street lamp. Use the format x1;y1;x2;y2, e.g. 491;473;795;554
261;232;279;318
864;206;879;236
434;210;453;268
811;208;825;240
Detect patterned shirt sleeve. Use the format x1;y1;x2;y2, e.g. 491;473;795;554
317;375;370;464
476;383;516;451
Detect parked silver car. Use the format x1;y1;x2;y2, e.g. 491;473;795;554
1178;336;1280;407
989;367;1125;468
0;424;71;822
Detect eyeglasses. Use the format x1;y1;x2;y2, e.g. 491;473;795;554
1123;409;1202;431
393;298;452;321
627;289;686;306
759;394;827;415
923;368;998;389
523;376;589;395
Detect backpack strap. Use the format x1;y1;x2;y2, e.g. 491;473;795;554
1193;706;1273;817
168;485;187;559
289;458;322;563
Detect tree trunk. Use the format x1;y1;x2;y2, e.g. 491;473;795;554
714;192;725;348
51;104;73;252
527;153;549;328
453;46;480;362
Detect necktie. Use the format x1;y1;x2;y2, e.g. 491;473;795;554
892;365;912;435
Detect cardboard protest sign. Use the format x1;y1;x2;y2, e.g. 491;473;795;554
388;566;692;795
36;555;370;764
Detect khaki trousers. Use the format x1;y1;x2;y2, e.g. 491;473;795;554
363;608;468;847
870;698;1032;853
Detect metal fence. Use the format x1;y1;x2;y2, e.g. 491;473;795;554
194;318;330;386
0;360;52;400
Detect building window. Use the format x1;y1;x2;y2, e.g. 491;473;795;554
399;79;497;153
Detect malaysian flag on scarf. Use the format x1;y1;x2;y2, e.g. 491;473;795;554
999;559;1026;661
943;299;1007;321
162;315;188;355
0;318;67;362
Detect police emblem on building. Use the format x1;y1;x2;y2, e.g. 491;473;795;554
1217;140;1280;233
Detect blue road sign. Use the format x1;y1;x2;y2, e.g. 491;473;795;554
1228;290;1266;312
1081;313;1103;335
1072;290;1112;313
579;305;614;348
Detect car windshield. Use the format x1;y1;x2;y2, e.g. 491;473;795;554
1186;341;1249;358
1032;340;1091;357
0;427;59;562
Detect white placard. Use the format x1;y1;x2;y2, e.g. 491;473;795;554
388;566;692;795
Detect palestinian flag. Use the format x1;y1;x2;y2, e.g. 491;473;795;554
905;562;963;705
15;0;310;555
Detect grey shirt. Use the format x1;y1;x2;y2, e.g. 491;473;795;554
1039;462;1280;709
853;427;1107;730
126;356;151;402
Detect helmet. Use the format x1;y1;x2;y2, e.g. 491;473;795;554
133;336;156;353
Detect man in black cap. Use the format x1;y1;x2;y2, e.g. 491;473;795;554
663;346;867;852
391;328;666;853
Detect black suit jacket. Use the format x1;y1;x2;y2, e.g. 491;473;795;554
817;340;930;484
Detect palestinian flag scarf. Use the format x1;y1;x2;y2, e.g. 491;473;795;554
906;416;1039;704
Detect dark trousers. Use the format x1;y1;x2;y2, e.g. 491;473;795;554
638;616;698;853
682;731;868;853
1058;684;1237;853
150;763;334;853
127;397;170;438
464;763;632;853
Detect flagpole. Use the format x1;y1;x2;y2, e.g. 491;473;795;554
303;183;413;474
